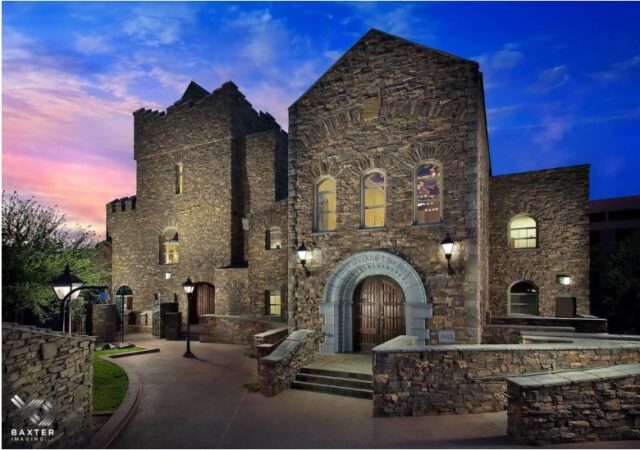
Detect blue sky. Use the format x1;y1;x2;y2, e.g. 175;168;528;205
3;2;640;236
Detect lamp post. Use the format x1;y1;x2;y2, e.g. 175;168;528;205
51;264;85;332
182;277;196;359
441;234;455;276
297;243;309;276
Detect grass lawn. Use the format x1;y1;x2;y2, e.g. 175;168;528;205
93;347;145;411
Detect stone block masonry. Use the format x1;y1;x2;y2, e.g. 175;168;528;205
2;323;95;449
507;364;640;445
259;329;316;397
199;315;285;345
372;339;640;417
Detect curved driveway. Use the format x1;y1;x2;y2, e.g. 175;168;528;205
109;334;630;449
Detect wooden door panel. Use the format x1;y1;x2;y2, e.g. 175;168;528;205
354;276;404;351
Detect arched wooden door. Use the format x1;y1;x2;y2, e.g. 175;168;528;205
353;276;404;352
191;283;215;325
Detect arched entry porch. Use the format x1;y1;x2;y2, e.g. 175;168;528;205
320;251;432;353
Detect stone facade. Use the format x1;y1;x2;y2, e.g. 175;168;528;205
199;315;283;345
507;364;640;445
2;323;94;448
105;28;592;349
488;165;590;317
106;80;288;328
372;340;640;417
288;29;489;346
90;303;117;343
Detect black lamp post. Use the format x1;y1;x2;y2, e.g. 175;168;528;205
51;264;85;332
441;233;455;275
297;243;309;276
182;277;196;359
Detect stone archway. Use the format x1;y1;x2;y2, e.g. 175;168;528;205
319;251;432;353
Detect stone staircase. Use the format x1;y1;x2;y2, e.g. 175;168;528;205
291;366;373;399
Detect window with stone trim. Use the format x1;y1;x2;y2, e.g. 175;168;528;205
361;171;385;228
266;226;282;250
314;177;336;232
509;281;539;315
414;162;443;224
265;290;281;316
161;228;179;264
175;163;183;194
509;215;537;249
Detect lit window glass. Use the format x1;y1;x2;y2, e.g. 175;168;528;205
315;178;336;232
415;163;442;224
175;163;183;194
509;216;537;249
161;229;179;264
362;172;385;228
268;227;282;250
267;290;281;316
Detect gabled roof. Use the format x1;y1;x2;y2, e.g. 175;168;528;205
291;29;478;108
180;81;210;101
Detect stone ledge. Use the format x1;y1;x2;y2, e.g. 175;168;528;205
372;340;640;354
372;335;420;352
2;322;96;342
507;363;640;388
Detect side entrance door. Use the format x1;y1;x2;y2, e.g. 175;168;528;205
353;276;404;352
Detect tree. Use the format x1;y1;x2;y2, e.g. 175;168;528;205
591;229;640;334
2;191;110;323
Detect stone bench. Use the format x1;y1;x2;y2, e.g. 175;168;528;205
507;363;640;445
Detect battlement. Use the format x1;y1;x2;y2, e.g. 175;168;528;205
107;195;137;214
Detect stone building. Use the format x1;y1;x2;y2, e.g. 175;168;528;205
106;29;591;347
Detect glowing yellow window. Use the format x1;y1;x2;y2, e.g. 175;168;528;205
266;290;281;316
315;177;336;232
175;163;183;194
509;216;537;249
362;172;385;228
161;229;179;264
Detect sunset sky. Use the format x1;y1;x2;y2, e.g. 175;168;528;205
3;2;640;240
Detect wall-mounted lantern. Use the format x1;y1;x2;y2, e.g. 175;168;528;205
297;243;310;276
441;234;455;275
557;274;572;286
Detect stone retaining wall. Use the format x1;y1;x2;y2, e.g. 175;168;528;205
199;314;285;345
2;323;95;448
373;340;640;417
259;329;315;397
507;364;640;445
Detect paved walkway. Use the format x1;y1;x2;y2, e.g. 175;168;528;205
109;334;637;449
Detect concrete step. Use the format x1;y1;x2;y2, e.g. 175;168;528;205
298;367;372;382
295;373;373;390
291;380;373;399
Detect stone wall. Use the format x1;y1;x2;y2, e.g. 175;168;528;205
507;364;640;445
488;165;590;317
372;340;640;417
2;323;94;448
199;315;285;345
259;329;316;397
106;80;286;324
288;29;488;345
246;200;288;318
91;303;117;343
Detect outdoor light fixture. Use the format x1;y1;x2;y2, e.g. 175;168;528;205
51;264;85;332
182;277;196;359
297;243;308;267
165;272;171;280
441;233;455;275
557;275;572;286
98;290;110;303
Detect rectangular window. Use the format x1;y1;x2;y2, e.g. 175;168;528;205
175;163;183;194
164;243;179;264
266;290;281;316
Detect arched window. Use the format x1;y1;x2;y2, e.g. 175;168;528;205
509;215;537;249
266;226;282;250
362;171;385;228
314;177;336;232
161;228;179;264
414;162;443;224
509;281;539;315
115;285;134;311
